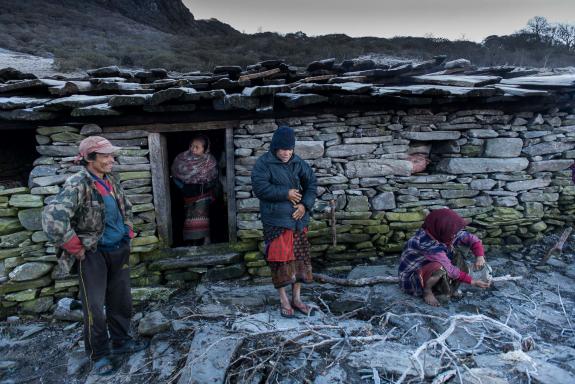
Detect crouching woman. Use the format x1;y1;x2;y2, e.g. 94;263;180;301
398;208;491;306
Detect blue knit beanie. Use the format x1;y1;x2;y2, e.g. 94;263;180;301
270;126;295;152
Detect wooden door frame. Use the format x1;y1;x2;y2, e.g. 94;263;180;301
147;126;237;246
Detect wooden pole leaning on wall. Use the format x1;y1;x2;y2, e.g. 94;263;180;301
330;199;337;247
539;226;573;266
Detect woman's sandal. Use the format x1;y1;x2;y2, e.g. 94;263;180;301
291;301;315;316
280;306;295;318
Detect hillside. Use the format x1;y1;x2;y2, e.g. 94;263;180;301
0;0;573;72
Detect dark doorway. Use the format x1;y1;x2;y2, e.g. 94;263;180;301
2;129;37;188
166;130;229;247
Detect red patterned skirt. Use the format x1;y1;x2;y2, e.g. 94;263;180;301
183;193;213;241
264;227;313;289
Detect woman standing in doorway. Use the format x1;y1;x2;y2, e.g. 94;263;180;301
171;135;218;246
252;126;318;317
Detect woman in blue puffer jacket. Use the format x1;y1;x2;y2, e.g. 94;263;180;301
252;126;317;318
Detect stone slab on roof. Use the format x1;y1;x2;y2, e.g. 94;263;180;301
0;57;573;123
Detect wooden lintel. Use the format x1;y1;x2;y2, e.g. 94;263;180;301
105;119;240;133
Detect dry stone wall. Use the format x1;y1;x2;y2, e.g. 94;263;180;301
234;107;575;277
2;105;575;316
0;124;160;316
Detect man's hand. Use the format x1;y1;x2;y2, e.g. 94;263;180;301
292;204;305;220
73;248;86;261
474;256;486;270
471;279;490;289
288;189;302;205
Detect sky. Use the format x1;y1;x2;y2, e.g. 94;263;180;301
183;0;574;42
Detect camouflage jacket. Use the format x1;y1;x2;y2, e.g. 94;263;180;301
42;168;133;254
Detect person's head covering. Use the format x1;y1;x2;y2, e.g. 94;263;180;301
422;208;467;245
270;126;296;152
76;136;120;162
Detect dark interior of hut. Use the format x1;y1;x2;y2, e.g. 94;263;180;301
165;129;229;247
2;130;37;188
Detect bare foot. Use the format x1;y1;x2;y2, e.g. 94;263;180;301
291;300;314;316
423;291;440;307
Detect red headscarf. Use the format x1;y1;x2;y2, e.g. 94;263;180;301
422;208;467;245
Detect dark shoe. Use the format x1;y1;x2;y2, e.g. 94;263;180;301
111;339;150;355
91;356;115;376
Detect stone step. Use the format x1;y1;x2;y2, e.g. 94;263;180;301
148;246;241;271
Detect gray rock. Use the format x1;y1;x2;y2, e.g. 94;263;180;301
20;296;53;313
108;94;152;107
295;140;324;159
53;298;84;322
345;159;412;178
31;174;72;187
326;144;377;157
401;131;460;141
317;175;349;185
484;138;523;158
138;311;171;336
437;158;529;174
346;340;440;377
17;208;43;231
371;192;396;210
314;364;348;384
237;198;259;212
276;93;328;108
9;194;43;208
9;262;53;281
470;179;497;190
213;95;260;111
242;84;290;97
495;196;519;207
0;218;23;235
36;145;79;157
346;195;369;212
43;95;110;111
178;325;243;384
505;179;551;192
528;160;573;172
343;136;392;144
468;129;499;138
71;103;121;117
440;189;480;198
80;124;102;135
205;264;246;281
519;192;559;202
523;142;575;156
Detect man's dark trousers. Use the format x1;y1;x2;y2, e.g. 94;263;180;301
78;242;132;360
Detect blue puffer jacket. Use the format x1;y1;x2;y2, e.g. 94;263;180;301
252;151;317;231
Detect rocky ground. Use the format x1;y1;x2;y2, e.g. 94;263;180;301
0;233;574;384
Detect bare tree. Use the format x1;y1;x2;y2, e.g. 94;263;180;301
556;23;575;50
525;16;553;42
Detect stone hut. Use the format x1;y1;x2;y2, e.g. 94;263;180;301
0;57;574;317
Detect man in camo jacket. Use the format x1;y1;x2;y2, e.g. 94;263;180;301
42;136;148;375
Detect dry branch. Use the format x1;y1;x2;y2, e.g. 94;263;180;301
313;273;522;286
313;273;399;286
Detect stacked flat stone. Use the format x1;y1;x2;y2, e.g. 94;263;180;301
0;124;159;317
234;108;575;275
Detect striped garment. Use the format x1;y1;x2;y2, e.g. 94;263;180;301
398;228;483;296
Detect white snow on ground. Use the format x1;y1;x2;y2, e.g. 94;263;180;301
0;48;56;77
